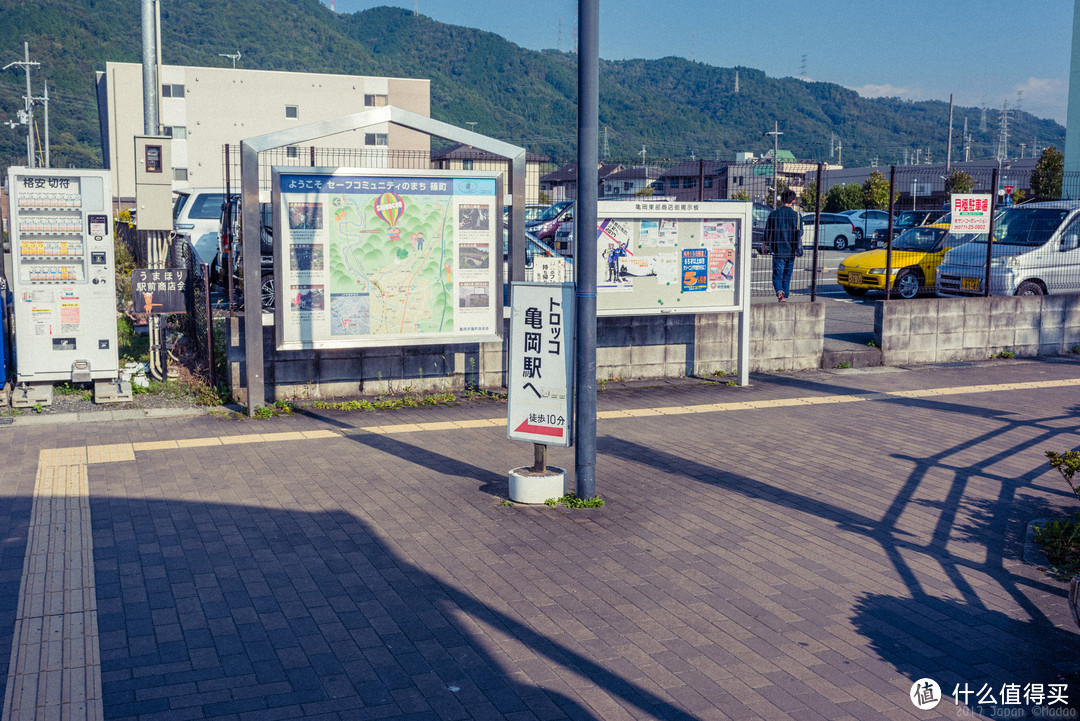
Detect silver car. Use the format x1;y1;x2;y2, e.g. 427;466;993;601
935;201;1080;296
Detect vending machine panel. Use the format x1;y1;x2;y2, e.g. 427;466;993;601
7;168;120;383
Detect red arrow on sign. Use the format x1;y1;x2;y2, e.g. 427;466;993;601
514;419;564;438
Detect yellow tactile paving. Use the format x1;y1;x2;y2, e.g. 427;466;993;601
175;437;223;448
38;447;87;467
85;444;135;464
131;440;179;452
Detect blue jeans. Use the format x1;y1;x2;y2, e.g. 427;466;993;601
772;256;794;297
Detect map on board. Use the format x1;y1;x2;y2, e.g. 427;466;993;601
324;193;455;336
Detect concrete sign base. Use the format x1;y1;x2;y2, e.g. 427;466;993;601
508;466;566;505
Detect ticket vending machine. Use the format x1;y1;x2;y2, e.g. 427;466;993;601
6;167;128;406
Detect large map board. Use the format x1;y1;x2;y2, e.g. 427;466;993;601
273;168;502;350
595;200;752;317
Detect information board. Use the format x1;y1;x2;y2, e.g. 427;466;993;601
594;200;751;316
7;167;119;382
272;168;502;350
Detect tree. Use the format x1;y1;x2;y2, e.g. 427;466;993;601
861;170;890;210
943;169;975;197
729;190;751;201
801;180;820;212
765;179;790;208
824;182;864;212
1031;146;1064;199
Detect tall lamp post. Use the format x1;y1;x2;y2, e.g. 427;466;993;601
764;122;782;208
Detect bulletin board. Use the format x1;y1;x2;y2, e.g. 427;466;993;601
594;200;752;317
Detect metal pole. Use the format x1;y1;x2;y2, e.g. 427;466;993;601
42;81;49;168
223;144;236;316
946;93;954;173
575;0;599;500
984;168;999;297
884;166;897;300
698;159;705;202
24;42;34;167
203;263;215;391
810;163;823;302
141;0;159;135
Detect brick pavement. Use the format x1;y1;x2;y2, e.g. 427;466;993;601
1;358;1080;719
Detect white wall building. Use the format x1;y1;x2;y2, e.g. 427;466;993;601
96;62;431;202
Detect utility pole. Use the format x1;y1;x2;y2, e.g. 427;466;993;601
764;121;782;208
3;42;41;167
946;93;954;173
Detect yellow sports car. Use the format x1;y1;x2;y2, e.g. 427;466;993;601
837;224;977;299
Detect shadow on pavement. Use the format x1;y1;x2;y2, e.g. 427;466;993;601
89;492;699;721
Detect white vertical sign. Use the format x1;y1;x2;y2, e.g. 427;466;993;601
507;283;575;447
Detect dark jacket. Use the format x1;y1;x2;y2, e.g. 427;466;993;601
764;205;802;258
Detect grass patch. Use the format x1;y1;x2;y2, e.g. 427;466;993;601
1033;514;1080;579
543;493;605;509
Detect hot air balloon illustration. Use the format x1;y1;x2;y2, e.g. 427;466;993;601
373;192;405;228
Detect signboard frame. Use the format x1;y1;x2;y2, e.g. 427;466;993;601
949;193;993;234
507;282;575;447
272;167;503;350
594;200;752;317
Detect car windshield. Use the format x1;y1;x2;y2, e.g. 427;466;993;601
893;227;946;251
895;211;928;227
535;202;571;222
188;193;229;219
967;207;1070;246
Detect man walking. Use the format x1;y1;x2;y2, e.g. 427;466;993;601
764;189;802;301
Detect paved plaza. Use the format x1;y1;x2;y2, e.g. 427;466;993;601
1;358;1079;720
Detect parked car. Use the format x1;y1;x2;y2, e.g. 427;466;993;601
172;188;238;268
526;200;573;241
751;202;771;253
837;224;978;299
870;209;943;247
936;201;1080;297
839;208;891;246
801;213;857;250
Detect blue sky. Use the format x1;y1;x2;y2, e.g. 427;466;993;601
324;0;1074;125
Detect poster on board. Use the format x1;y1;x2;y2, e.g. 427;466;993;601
273;169;501;350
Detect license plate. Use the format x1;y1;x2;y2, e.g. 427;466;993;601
848;272;863;285
961;277;980;291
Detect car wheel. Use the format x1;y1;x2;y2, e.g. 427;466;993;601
843;286;869;297
1015;280;1044;296
853;228;864;241
833;235;849;251
894;269;922;299
260;273;275;310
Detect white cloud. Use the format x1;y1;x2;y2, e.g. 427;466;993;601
1011;76;1066;125
849;84;926;101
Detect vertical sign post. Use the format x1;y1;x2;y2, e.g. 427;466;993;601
507;282;575;503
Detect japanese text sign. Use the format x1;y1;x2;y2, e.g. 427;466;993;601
507;283;575;447
950;194;993;234
132;268;188;314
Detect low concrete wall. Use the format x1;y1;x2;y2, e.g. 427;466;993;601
874;294;1080;365
227;303;827;402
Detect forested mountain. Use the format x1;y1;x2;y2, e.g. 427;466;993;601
0;1;1065;172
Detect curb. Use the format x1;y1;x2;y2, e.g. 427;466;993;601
3;406;213;426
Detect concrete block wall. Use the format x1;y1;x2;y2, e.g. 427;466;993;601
228;304;827;402
874;295;1080;365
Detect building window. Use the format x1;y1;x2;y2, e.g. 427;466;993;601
683;178;697;188
653;181;665;192
286;146;299;159
285;105;299;119
704;178;714;188
365;133;388;146
462;160;473;170
161;84;185;98
163;126;187;139
173;168;188;181
364;94;388;107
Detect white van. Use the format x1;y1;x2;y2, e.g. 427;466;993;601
172;188;237;269
935;201;1080;296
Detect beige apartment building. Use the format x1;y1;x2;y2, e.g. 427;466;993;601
96;62;431;202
